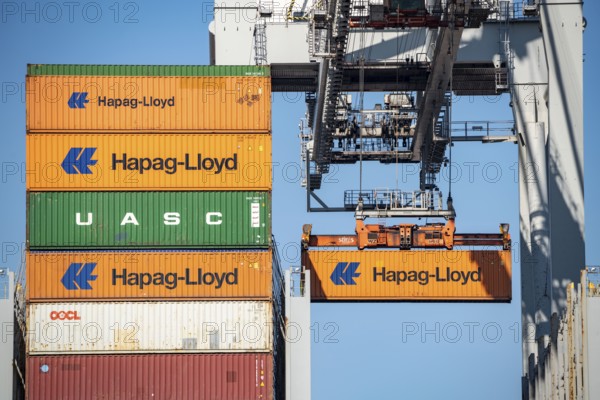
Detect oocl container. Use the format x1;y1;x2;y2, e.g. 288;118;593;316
27;354;274;400
26;250;273;302
27;301;273;354
26;133;272;191
27;191;271;249
305;250;512;301
26;74;271;133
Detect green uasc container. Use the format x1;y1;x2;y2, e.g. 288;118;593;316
27;64;270;77
27;192;271;249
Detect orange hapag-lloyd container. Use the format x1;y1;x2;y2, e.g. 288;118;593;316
305;250;512;301
26;133;272;191
26;75;271;132
26;251;272;301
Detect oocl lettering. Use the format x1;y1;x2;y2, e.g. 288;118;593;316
50;311;81;321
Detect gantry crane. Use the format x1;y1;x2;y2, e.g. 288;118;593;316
210;0;585;397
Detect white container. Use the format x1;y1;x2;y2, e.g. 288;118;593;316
27;301;273;354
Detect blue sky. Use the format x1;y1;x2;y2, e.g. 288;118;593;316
0;1;598;399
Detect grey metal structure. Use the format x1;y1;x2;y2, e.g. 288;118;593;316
585;269;600;400
284;269;311;400
0;270;15;400
509;3;585;397
210;0;586;397
526;268;600;399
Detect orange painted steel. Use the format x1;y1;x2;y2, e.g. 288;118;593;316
302;220;511;250
26;251;272;301
26;134;272;191
305;250;512;301
26;75;271;132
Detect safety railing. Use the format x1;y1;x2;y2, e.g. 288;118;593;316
344;189;444;211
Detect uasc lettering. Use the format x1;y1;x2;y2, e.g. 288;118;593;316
75;212;223;226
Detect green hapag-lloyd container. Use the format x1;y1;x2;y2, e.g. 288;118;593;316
27;192;271;249
27;64;270;77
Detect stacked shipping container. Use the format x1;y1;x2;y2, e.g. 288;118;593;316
25;65;282;399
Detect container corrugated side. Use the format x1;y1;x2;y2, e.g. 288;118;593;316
305;250;512;301
27;64;270;76
27;191;271;249
26;133;272;191
26;75;271;133
26;251;273;301
27;301;273;354
27;354;274;400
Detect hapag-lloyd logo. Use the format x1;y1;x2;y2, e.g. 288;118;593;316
67;92;89;108
111;153;238;175
331;262;484;286
60;148;239;175
61;148;97;175
67;91;175;109
113;267;239;290
330;262;361;285
61;262;98;290
58;262;239;291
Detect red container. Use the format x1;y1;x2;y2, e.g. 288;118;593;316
27;354;274;400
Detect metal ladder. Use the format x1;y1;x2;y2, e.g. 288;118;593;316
496;0;511;91
254;19;268;65
314;0;351;176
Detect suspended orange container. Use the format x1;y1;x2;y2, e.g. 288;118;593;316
305;250;512;301
26;250;273;302
26;75;271;132
26;134;272;191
